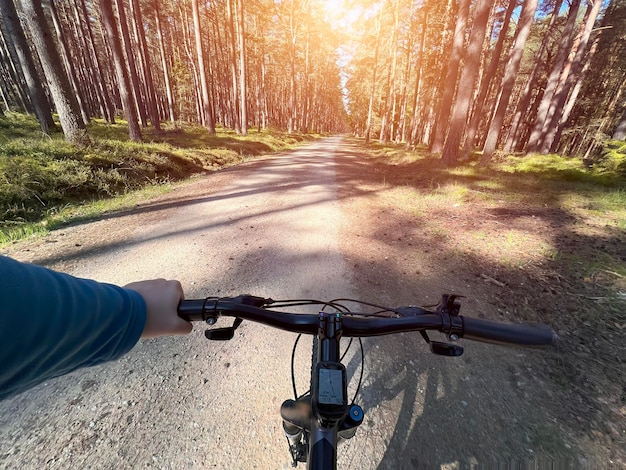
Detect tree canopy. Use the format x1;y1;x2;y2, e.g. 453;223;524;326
0;0;624;161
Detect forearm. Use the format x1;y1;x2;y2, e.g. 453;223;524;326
0;256;146;400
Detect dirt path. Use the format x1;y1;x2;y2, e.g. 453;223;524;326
0;138;622;468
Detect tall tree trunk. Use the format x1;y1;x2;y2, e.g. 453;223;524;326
505;0;564;152
365;3;384;144
430;0;471;154
99;0;141;141
78;0;115;123
526;0;582;152
20;0;86;144
154;0;175;123
406;6;428;150
258;20;268;131
0;0;54;132
397;28;413;143
114;0;146;127
442;0;495;165
192;0;215;133
227;0;240;132
481;0;539;163
69;0;105;120
539;0;603;153
301;3;310;134
379;0;400;143
0;72;10;113
0;9;32;112
48;0;89;124
129;0;160;131
61;2;96;117
0;62;11;112
287;0;297;134
614;107;626;140
236;0;247;135
461;0;516;160
550;32;602;152
209;4;227;125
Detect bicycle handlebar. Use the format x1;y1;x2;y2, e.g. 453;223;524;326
461;316;555;345
177;296;557;347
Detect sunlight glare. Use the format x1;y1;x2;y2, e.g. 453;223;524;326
320;0;363;32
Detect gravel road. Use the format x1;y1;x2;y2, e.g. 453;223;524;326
0;137;604;469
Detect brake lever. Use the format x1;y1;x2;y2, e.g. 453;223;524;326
415;294;465;356
201;295;270;341
205;317;243;341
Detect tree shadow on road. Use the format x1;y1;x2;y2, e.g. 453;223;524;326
331;140;624;466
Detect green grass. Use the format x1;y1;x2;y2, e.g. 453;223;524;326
0;113;319;245
350;136;626;280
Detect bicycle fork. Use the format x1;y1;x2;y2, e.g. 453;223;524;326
281;397;364;467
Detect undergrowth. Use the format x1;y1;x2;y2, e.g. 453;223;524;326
0;113;319;244
350;137;626;284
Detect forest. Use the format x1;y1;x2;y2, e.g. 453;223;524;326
344;0;626;165
0;0;624;166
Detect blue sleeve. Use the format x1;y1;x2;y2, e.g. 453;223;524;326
0;256;147;400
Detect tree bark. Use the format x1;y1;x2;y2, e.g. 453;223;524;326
129;0;160;131
99;0;141;141
525;0;582;152
461;0;517;160
539;0;603;153
0;0;54;132
192;0;215;133
0;12;31;112
77;0;115;123
504;0;564;152
430;0;471;154
398;24;414;143
480;0;539;164
48;0;90;124
236;0;247;135
379;0;400;143
69;0;105;120
114;0;146;127
227;0;240;132
441;0;495;165
550;32;602;152
301;3;310;134
365;3;384;144
20;0;86;144
614;108;626;140
406;7;428;150
287;0;297;134
154;0;175;123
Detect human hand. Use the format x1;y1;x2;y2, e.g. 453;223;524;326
124;279;192;338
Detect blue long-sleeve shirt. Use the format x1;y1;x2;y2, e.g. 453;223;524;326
0;256;146;400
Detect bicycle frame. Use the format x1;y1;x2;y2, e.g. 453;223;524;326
281;312;363;469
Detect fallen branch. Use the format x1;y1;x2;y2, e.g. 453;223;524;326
568;292;610;301
601;269;624;279
481;274;506;287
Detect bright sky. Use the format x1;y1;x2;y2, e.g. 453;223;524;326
319;0;367;33
318;0;383;112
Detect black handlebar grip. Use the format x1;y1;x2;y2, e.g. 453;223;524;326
461;317;557;346
177;299;210;322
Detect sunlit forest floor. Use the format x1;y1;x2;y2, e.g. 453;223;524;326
340;137;625;462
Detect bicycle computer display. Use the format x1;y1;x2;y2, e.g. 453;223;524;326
313;362;348;421
318;368;345;405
